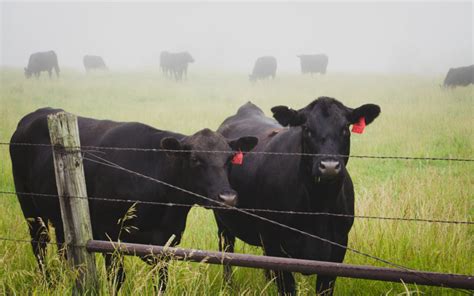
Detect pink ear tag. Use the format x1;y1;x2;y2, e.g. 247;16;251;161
351;117;366;134
232;151;244;165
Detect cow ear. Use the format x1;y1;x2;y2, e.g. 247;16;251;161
228;136;258;152
160;137;183;156
349;104;381;125
271;106;306;127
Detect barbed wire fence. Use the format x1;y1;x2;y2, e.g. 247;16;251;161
0;141;473;293
0;190;472;225
2;141;474;162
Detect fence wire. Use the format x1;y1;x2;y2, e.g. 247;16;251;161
1;142;473;293
79;153;472;292
2;141;474;162
1;190;472;225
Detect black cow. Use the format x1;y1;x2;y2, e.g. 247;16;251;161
215;97;380;295
83;55;108;72
160;51;172;76
443;65;474;87
297;54;328;75
160;51;194;81
249;56;277;82
10;107;257;292
24;51;60;79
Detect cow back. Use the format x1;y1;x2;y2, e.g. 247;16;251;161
10;108;188;242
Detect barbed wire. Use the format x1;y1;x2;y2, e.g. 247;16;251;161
0;153;472;292
2;141;473;162
78;153;473;292
1;190;472;225
1;142;473;292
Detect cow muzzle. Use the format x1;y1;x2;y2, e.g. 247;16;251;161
218;190;238;207
315;160;342;182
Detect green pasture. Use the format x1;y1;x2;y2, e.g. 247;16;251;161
0;68;472;295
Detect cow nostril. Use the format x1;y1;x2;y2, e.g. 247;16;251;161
219;193;237;206
319;161;341;177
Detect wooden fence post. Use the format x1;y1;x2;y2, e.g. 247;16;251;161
48;112;98;294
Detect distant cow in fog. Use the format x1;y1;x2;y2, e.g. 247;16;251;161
249;56;277;82
24;51;60;79
443;65;474;88
83;55;107;72
297;54;328;75
160;51;194;81
160;51;172;76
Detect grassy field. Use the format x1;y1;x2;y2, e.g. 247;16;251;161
0;68;472;295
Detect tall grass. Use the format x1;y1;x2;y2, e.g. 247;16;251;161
0;68;472;295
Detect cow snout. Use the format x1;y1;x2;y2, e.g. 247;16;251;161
218;190;238;207
318;160;341;178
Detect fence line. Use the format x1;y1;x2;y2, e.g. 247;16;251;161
2;141;473;162
1;190;472;225
0;236;472;291
2;140;473;292
80;153;469;291
1;152;472;292
87;240;474;290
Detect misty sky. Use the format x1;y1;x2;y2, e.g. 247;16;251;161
1;1;472;74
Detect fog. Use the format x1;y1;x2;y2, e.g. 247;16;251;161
1;1;472;74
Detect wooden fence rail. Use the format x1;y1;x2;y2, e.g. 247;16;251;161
86;240;474;290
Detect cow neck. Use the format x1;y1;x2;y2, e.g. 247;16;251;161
298;127;344;211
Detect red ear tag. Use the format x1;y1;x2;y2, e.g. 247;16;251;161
232;151;244;165
351;117;366;134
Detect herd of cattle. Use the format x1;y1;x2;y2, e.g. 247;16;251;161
11;97;379;295
23;50;328;82
23;50;474;87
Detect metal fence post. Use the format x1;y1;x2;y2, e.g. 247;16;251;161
48;112;98;294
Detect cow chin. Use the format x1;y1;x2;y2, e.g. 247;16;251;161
314;174;342;185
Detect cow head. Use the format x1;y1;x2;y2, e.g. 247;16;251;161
271;97;380;183
443;68;454;88
160;129;257;207
24;68;32;79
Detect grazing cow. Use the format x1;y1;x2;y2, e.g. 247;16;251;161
297;54;328;75
24;51;60;79
159;51;173;77
249;56;277;82
443;65;474;87
215;97;380;295
160;51;194;81
83;55;108;72
10;107;257;292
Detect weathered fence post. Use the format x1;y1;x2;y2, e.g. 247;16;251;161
48;112;98;294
